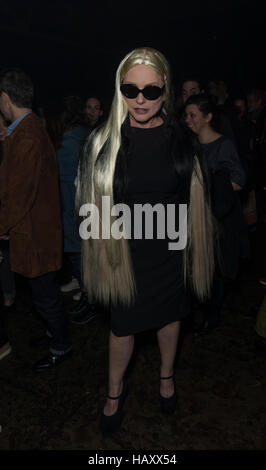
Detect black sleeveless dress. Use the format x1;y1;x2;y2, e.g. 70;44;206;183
111;123;190;336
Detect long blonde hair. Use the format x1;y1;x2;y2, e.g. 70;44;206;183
77;47;172;207
76;47;215;305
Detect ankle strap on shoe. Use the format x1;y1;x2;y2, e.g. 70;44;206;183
160;375;174;380
107;383;125;400
107;394;121;400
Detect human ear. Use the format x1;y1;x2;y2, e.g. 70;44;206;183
1;91;12;108
206;112;213;124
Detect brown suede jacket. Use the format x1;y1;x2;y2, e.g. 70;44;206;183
0;113;62;278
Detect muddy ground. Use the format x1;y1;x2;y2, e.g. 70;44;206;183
0;224;266;454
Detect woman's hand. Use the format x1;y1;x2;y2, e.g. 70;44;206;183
231;181;242;191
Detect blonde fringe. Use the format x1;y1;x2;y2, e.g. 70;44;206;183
185;156;215;301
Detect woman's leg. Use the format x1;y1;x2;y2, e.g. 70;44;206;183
103;331;134;416
157;321;181;397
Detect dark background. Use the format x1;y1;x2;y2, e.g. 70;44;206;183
0;0;265;111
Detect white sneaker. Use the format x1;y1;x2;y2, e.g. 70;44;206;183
73;291;82;301
60;278;80;293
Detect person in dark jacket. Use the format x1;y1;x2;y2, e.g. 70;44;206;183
46;96;96;325
0;68;72;369
0;111;16;312
185;93;248;333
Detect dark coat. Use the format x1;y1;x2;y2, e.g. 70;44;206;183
0;113;62;278
211;169;249;279
201;136;248;278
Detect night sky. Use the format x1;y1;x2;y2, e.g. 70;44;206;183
0;0;265;110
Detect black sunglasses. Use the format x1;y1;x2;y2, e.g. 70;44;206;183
120;83;165;100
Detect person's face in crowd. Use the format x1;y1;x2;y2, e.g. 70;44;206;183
234;99;246;118
121;64;165;127
85;97;103;126
184;104;211;135
181;81;201;104
247;94;262;112
0;113;7;141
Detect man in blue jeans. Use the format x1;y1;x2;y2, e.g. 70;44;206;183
0;68;72;371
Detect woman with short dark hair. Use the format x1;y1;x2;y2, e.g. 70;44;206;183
185;93;248;333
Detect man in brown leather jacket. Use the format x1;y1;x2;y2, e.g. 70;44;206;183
0;68;72;370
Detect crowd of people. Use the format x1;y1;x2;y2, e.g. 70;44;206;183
0;47;266;434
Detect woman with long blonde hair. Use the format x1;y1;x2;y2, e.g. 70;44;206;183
76;47;215;432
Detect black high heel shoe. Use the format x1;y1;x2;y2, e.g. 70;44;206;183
159;375;177;414
100;381;127;433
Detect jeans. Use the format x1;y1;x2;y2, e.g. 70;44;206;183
28;271;72;354
66;251;83;289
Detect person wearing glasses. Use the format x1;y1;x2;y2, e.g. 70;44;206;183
76;47;215;433
0;112;13;360
0;68;72;371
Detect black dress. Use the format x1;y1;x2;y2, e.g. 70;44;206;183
111;123;189;336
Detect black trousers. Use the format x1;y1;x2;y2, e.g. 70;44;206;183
28;271;72;354
0;309;8;346
204;276;225;327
